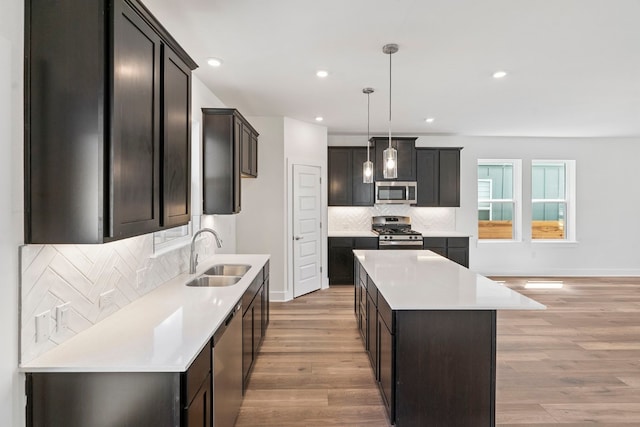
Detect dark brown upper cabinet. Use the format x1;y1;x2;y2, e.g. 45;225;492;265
25;0;197;244
328;147;374;206
202;109;259;214
415;148;462;207
372;137;417;181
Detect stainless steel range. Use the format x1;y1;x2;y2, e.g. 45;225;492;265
372;216;423;249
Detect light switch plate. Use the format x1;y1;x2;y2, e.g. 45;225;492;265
35;311;51;343
99;289;115;309
55;302;70;333
136;267;147;290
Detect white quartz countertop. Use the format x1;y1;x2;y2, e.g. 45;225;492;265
20;254;270;373
414;230;471;238
328;230;471;238
328;230;378;237
353;250;544;311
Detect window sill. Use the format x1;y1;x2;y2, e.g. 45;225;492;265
531;240;578;247
478;239;522;244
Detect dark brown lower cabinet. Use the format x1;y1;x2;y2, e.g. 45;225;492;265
186;374;212;427
423;236;470;268
378;315;394;420
26;344;212;427
355;259;496;427
242;262;270;392
328;236;378;285
366;291;378;372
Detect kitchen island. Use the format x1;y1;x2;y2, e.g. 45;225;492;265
353;249;544;427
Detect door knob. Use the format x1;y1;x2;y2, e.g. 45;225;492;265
294;236;302;241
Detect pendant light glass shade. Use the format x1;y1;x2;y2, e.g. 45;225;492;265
382;44;398;179
383;145;397;178
362;87;374;183
363;159;374;183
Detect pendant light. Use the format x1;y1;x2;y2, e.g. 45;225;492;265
362;87;374;183
383;43;398;179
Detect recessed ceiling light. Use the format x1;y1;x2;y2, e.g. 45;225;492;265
425;117;435;123
492;70;507;79
207;57;223;67
315;116;324;122
316;70;329;78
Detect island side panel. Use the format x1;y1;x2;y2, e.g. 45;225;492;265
395;310;496;427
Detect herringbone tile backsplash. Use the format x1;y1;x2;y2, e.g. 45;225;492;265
20;233;217;363
328;206;456;232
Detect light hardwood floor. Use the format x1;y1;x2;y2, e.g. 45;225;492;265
236;278;640;426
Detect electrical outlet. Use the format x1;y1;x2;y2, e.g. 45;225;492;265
99;289;116;309
55;302;70;333
136;267;147;290
35;311;51;343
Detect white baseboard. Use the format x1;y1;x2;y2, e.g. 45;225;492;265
269;290;292;302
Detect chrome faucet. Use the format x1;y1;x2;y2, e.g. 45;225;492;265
189;228;223;274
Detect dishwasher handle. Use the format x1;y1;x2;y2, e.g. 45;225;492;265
224;303;241;326
213;303;241;346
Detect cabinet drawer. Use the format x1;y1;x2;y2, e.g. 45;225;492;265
184;344;211;406
377;294;393;332
242;270;264;315
447;237;469;248
366;276;377;307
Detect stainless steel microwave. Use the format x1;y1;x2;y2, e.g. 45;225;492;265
375;181;417;204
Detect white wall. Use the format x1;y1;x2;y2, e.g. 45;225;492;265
236;117;328;301
0;0;23;424
284;118;329;295
190;76;237;254
329;134;640;276
236;117;286;299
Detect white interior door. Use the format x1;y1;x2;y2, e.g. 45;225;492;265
292;164;322;298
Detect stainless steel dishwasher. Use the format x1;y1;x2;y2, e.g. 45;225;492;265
212;302;243;427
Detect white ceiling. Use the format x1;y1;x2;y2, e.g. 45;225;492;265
146;0;640;137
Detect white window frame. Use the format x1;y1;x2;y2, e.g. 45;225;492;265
477;159;522;242
531;160;576;242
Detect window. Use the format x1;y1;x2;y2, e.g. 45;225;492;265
477;160;521;240
531;160;576;241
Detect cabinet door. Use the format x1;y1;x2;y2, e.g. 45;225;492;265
416;149;439;207
423;237;447;257
162;47;191;228
185;375;212;427
233;118;242;213
262;275;269;329
351;148;374;206
254;286;264;349
328;148;352;206
447;238;469;268
242;304;254;392
439;149;461;207
241;122;251;176
250;132;258;177
328;237;355;285
378;317;394;422
374;138;416;181
366;292;378;377
111;0;162;238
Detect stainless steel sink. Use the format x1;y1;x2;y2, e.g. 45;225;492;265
203;264;251;277
186;275;242;287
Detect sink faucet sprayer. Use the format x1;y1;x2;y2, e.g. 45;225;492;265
189;228;223;274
